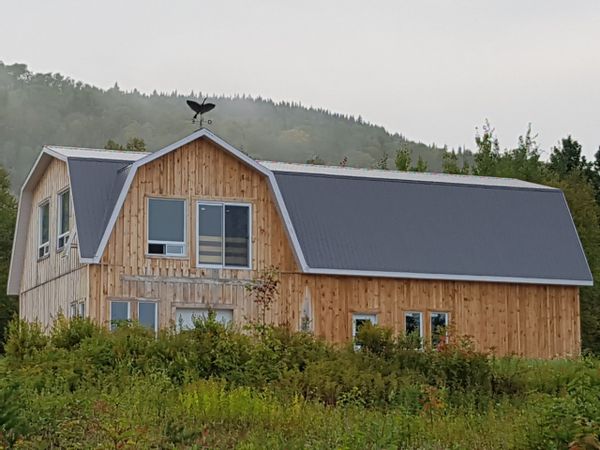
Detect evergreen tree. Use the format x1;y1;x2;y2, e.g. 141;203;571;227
395;147;411;171
411;156;428;172
0;165;17;350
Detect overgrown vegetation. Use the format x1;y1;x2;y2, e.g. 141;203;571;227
1;316;600;448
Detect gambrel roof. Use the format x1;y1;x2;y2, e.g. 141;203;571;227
8;129;593;295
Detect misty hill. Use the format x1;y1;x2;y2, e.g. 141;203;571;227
0;62;458;189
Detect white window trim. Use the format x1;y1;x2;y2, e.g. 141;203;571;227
38;199;50;259
146;197;187;257
57;188;70;251
404;311;424;338
196;200;252;270
138;301;159;333
351;313;378;338
109;300;131;330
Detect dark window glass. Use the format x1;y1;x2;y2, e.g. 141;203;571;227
405;312;422;337
148;243;165;254
59;190;70;235
40;202;49;244
225;205;250;267
431;312;449;347
148;199;185;242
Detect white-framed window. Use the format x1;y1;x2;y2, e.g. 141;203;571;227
147;198;186;256
138;301;158;332
351;313;377;339
38;200;50;259
70;301;86;318
57;188;70;251
197;202;251;269
110;301;131;330
430;311;450;347
404;311;424;339
175;307;233;331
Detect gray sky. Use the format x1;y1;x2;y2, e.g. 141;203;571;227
3;0;600;157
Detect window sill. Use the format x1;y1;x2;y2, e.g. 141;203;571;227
196;265;253;271
145;254;189;260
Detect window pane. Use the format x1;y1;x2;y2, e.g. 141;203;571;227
225;205;250;267
60;190;70;234
148;199;185;242
405;312;422;337
352;314;377;337
175;308;232;331
110;301;129;330
139;302;157;331
431;312;449;347
40;203;49;244
198;204;223;265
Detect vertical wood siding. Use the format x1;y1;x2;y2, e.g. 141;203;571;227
19;158;88;325
88;136;582;358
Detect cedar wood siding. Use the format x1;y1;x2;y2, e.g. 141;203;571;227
87;136;581;358
19;158;88;327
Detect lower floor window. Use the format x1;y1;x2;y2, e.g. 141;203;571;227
175;307;233;331
70;301;86;318
430;311;449;347
138;302;158;332
110;301;131;330
352;313;377;339
404;311;424;344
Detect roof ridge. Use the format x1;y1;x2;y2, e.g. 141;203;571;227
45;145;150;154
259;160;554;190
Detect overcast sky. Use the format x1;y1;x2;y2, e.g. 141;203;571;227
2;0;599;157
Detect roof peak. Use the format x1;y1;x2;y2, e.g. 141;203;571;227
259;161;555;190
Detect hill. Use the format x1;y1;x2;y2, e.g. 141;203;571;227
0;62;460;189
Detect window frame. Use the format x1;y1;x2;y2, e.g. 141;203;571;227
404;311;424;339
429;311;450;347
38;199;50;260
146;197;187;258
57;188;70;252
109;300;131;330
196;200;252;270
138;301;159;333
174;306;234;331
351;313;378;339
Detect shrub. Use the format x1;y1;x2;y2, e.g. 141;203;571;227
3;319;48;360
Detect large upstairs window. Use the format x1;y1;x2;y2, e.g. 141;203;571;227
147;198;186;256
38;200;50;259
57;188;70;251
197;202;251;269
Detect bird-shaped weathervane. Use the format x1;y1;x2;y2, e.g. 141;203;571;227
186;97;215;128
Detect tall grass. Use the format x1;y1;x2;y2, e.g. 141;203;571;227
1;316;599;448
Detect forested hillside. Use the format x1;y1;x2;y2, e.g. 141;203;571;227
0;62;456;190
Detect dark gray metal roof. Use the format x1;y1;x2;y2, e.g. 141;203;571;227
68;158;131;259
272;171;593;285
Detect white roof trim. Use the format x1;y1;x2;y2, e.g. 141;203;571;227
88;128;308;270
305;267;593;286
260;161;556;190
44;146;149;161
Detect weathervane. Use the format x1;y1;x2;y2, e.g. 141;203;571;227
186;97;215;128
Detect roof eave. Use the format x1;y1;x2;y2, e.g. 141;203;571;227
305;267;593;286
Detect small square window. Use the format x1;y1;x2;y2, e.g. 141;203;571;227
352;313;377;338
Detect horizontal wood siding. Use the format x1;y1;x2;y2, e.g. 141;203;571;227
89;136;581;358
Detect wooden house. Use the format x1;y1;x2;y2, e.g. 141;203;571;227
8;129;593;357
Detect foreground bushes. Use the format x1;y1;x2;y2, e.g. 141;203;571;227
1;316;600;448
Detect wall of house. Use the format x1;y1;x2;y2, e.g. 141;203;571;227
19;158;88;326
89;136;581;358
